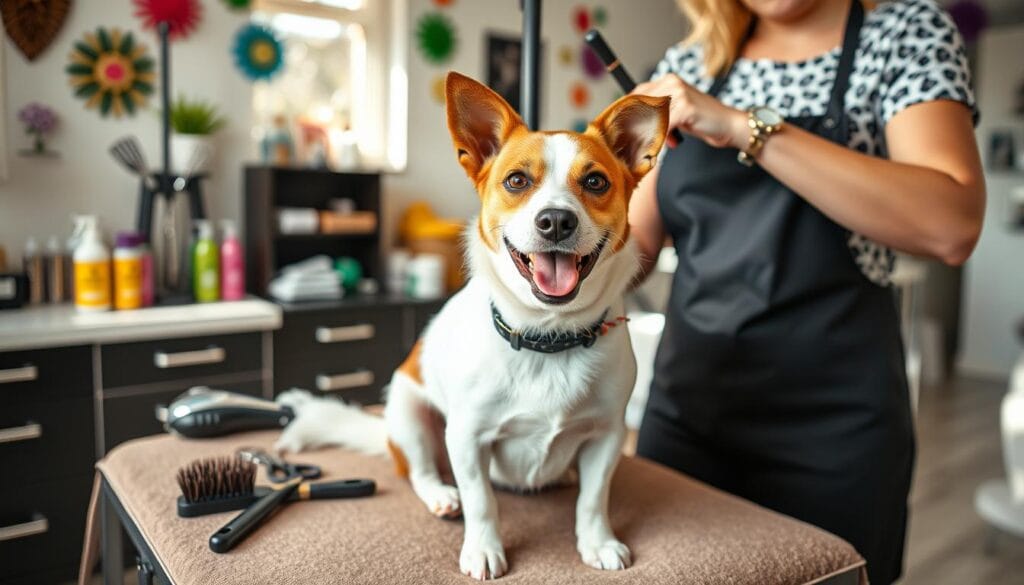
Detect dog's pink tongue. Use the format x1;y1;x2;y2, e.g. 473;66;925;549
532;252;579;297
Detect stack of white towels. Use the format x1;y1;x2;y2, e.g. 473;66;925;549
269;255;342;302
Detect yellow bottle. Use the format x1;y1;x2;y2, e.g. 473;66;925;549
113;232;144;310
73;216;111;312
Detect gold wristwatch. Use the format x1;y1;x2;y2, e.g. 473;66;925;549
737;106;783;167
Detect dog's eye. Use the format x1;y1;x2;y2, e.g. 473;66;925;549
503;172;531;192
582;172;609;194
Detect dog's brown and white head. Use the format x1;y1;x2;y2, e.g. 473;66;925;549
445;72;668;312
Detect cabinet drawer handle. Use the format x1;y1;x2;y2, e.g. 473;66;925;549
0;422;42;444
316;324;375;344
316;370;374;392
0;365;38;384
0;513;48;542
154;347;226;369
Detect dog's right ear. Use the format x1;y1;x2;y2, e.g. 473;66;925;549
445;71;526;183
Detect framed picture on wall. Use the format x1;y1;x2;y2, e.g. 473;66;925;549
484;32;543;123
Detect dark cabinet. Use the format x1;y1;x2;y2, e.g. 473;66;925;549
273;297;445;405
0;345;94;585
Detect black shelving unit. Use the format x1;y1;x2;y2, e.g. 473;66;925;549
244;165;383;296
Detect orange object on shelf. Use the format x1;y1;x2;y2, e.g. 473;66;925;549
319;210;377;235
400;202;466;293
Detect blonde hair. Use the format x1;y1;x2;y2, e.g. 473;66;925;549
676;0;753;78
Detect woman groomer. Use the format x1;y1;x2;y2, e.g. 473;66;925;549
630;0;984;582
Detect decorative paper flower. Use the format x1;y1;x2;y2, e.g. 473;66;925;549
233;23;284;81
132;0;202;40
416;12;456;64
570;82;590;109
572;6;590;34
66;28;154;118
592;6;608;27
432;0;454;6
580;44;605;79
431;75;446;104
221;0;251;9
558;45;574;66
18;103;58;135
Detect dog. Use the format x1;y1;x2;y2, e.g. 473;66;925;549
275;71;669;580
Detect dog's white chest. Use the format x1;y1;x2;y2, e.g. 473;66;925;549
489;412;603;489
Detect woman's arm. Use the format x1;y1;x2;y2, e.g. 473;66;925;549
629;164;666;282
633;74;986;266
750;100;984;265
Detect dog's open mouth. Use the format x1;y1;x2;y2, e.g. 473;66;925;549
505;237;606;304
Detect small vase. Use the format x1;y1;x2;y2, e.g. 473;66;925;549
33;134;45;154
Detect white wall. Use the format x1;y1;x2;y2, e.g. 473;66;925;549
958;25;1024;378
0;0;684;267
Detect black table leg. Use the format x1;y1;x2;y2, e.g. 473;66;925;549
101;488;124;585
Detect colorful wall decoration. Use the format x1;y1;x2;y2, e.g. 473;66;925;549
416;12;457;64
233;23;284;81
132;0;202;41
66;28;155;118
0;0;71;61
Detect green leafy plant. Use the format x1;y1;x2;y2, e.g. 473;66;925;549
169;95;226;135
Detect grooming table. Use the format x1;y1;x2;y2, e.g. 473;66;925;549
92;431;866;585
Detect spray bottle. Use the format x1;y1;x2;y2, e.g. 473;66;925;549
192;220;220;303
73;216;111;312
219;220;245;301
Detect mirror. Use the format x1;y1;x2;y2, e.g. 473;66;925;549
251;0;408;171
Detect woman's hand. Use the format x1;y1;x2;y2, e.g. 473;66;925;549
633;74;748;149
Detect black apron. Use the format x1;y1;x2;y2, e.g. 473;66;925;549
636;2;915;583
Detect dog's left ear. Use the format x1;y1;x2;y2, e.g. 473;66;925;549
590;95;670;181
445;71;526;184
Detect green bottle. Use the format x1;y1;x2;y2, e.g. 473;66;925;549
192;220;220;302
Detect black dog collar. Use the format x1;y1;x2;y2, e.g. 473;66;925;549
491;303;612;353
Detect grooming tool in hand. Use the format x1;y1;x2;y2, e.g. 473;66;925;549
156;387;295;438
175;456;377;518
237;447;321;483
584;29;685;145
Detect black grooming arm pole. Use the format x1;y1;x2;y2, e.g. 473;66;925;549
520;0;541;130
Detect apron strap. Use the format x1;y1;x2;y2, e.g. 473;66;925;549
823;0;865;133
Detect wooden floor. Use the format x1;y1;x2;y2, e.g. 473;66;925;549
899;376;1024;585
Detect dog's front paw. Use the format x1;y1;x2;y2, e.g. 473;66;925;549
459;540;507;580
577;539;631;571
414;482;462;519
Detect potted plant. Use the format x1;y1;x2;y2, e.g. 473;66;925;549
169;95;226;175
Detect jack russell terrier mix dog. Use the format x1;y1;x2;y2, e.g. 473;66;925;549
275;72;668;580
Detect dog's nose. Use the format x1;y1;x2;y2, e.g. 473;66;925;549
535;208;578;242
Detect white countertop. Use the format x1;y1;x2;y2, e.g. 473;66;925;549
0;299;282;351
